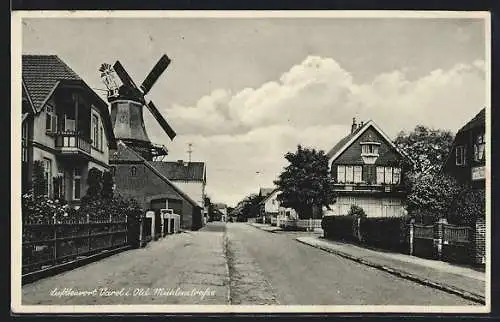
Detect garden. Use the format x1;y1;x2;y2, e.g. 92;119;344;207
22;162;143;276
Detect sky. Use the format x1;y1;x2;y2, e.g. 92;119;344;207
21;15;487;207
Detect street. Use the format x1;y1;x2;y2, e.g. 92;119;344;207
22;222;477;306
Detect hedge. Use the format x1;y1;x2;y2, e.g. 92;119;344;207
322;215;411;253
359;216;411;252
321;215;358;242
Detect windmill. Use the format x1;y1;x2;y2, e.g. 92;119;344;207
99;55;176;161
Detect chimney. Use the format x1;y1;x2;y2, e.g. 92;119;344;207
351;117;357;134
359;121;364;129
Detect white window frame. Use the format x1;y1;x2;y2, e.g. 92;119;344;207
337;165;345;183
73;168;82;200
43;158;52;197
91;112;100;150
337;165;363;183
376;166;385;184
456;145;466;166
474;134;485;162
377;166;401;184
360;142;380;156
45;105;57;133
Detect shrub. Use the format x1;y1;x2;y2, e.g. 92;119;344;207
359;216;411;252
449;188;485;226
347;205;367;218
22;191;68;224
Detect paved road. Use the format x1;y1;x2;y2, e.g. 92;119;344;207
22;222;477;306
226;223;477;305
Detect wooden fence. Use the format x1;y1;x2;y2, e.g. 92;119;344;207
411;220;479;265
22;215;131;275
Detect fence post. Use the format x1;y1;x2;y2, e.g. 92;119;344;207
53;216;57;266
409;218;415;256
357;217;362;243
87;213;91;252
435;217;447;260
139;215;144;247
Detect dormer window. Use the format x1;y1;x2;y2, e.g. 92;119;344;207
360;142;380;156
360;141;380;164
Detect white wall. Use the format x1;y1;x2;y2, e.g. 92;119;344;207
264;190;280;213
171;181;205;208
89;105;110;166
330;195;404;218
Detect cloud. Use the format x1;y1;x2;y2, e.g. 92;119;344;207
143;55;485;206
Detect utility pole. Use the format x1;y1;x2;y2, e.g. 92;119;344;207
187;143;193;163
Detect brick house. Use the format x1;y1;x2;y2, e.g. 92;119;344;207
326;118;412;217
150;160;207;223
110;141;203;230
22;55;116;207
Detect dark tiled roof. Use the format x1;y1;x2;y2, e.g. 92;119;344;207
114;142;200;208
150;161;206;181
326;123;367;159
22;55;82;111
457;108;485;134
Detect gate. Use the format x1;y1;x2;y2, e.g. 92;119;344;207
413;224;436;259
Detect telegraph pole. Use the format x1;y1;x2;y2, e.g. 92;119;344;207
187;143;193;163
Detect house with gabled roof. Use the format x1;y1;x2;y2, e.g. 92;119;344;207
22;55;116;206
441;108;486;190
150;160;207;218
326;117;411;217
109;141;203;230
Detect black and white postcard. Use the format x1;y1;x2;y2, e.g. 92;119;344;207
11;10;491;314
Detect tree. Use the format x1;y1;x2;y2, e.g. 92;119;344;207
32;160;46;198
406;173;463;224
83;167;103;201
274;145;336;219
394;125;454;180
101;170;114;199
240;194;263;219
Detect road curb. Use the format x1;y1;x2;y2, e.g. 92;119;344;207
295;238;485;305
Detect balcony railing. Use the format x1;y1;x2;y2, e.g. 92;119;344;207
333;182;406;193
54;131;91;154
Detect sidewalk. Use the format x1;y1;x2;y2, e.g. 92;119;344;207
296;236;485;304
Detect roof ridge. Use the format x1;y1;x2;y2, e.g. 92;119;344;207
119;141;200;208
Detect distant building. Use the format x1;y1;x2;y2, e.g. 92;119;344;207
150;160;207;221
21;55;116;207
326;118;411;217
441;108;486;190
213;203;228;222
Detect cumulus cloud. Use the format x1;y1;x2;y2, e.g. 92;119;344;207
144;55;486;205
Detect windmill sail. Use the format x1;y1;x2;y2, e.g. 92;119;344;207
113;60;140;92
146;101;177;140
140;54;171;95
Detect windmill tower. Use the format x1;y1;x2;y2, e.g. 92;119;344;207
99;55;176;161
